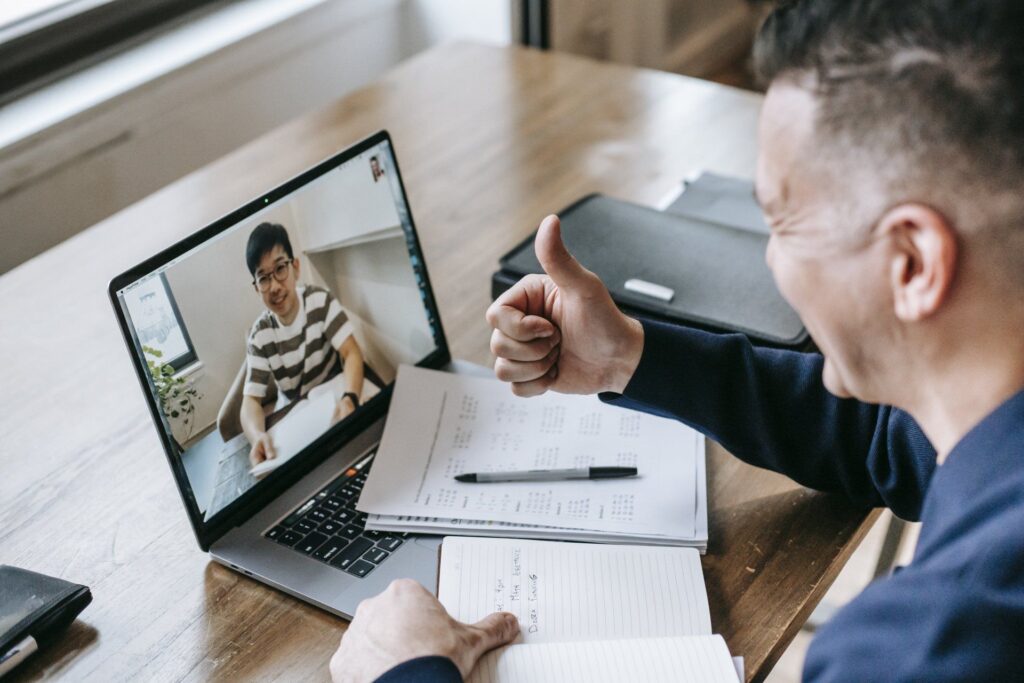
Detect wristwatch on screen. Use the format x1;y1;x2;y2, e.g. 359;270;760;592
342;392;360;409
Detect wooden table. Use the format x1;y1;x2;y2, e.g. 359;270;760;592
0;43;877;682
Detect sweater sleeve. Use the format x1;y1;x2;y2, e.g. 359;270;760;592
804;536;1024;682
374;656;462;683
600;320;936;520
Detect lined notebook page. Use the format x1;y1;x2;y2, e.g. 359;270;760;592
438;537;711;644
468;635;738;683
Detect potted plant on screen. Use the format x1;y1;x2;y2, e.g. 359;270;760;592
143;345;201;447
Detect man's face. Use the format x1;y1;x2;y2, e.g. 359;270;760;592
254;245;300;321
755;83;896;401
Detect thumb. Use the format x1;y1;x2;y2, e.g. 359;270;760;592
535;215;594;292
468;612;520;654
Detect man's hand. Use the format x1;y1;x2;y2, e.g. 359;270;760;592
248;432;276;467
332;395;356;425
486;215;644;397
330;579;519;683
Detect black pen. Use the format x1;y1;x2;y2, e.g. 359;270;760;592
454;466;638;483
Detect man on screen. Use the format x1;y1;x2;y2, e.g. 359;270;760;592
370;155;385;182
241;222;365;467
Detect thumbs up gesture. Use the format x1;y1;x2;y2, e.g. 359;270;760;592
485;215;644;397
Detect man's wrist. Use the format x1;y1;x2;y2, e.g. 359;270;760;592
371;656;461;683
342;391;360;408
608;317;645;394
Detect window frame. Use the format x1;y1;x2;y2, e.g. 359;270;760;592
125;272;199;374
0;0;228;104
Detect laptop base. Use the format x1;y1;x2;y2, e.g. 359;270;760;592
210;359;490;619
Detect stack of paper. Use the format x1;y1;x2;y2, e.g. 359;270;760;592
357;365;707;550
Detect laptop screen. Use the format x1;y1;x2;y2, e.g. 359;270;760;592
112;133;445;533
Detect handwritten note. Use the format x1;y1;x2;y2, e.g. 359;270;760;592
437;537;711;645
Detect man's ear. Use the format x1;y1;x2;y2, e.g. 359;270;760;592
293;256;301;280
881;204;958;322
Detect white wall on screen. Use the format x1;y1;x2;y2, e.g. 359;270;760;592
309;234;434;384
290;153;401;252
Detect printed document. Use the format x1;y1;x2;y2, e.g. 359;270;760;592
358;365;703;537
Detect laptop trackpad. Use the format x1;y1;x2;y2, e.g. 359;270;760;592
414;535;442;550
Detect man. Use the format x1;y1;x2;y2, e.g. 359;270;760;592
242;222;365;466
370;155;385;183
331;1;1024;680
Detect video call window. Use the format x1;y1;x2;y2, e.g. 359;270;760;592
118;142;437;521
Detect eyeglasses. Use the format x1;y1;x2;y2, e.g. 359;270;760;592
253;259;294;292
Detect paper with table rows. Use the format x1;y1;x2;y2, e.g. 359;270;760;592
357;365;702;537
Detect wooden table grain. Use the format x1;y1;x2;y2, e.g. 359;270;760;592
0;43;877;682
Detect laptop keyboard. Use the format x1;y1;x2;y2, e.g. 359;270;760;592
263;454;405;578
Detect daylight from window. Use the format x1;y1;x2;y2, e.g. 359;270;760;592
0;0;75;32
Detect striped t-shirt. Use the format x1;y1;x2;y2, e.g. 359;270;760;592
244;285;354;403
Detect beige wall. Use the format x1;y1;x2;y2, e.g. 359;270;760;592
309;234;435;384
291;150;401;252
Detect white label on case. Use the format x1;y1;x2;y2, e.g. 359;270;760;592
624;278;675;302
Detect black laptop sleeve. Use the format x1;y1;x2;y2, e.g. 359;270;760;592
0;565;92;663
493;193;809;350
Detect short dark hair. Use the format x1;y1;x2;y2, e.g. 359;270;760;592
246;222;294;276
753;0;1024;280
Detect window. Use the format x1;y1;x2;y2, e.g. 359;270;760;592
0;0;225;104
123;272;197;372
0;1;74;30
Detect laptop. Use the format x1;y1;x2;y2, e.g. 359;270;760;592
109;131;463;618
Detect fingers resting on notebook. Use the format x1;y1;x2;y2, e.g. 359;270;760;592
330;579;519;683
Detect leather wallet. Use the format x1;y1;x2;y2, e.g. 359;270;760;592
0;565;92;674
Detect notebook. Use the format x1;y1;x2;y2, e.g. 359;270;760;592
358;365;708;550
437;537;740;683
248;391;336;477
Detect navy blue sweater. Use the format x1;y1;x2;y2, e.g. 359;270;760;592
375;320;1024;681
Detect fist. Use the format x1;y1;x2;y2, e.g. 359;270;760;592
486;215;644;397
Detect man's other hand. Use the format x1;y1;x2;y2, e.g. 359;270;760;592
248;432;276;467
332;395;356;425
330;579;518;683
485;214;644;397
